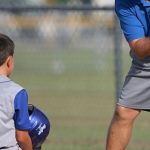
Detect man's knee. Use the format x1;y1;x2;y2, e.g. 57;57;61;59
113;105;140;123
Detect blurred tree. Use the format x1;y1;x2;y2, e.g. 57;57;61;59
47;0;92;4
0;0;26;4
46;0;56;4
0;0;46;5
47;0;69;4
81;0;91;4
56;0;69;3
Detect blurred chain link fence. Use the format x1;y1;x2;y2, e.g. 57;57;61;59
0;5;128;99
0;4;132;149
0;6;114;45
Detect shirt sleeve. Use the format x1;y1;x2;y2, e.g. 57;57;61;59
13;89;31;130
115;0;145;42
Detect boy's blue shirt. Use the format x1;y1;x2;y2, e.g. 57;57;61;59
115;0;150;42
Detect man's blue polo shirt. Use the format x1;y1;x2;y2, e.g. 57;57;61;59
115;0;150;70
115;0;150;42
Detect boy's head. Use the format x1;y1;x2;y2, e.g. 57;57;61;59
0;34;15;76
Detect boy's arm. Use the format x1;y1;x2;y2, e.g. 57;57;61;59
14;89;33;149
16;130;33;150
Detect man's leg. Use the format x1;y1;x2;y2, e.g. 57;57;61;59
106;105;141;150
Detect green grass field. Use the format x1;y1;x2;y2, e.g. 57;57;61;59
11;42;150;150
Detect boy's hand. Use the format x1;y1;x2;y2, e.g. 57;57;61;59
16;130;33;150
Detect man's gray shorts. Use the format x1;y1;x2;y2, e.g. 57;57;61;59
118;65;150;110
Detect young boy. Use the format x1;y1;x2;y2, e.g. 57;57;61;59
0;33;33;150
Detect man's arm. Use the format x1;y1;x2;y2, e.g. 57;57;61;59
16;130;33;150
129;38;150;60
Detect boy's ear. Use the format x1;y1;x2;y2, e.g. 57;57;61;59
6;56;13;68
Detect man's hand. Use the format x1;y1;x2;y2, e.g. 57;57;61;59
16;130;33;150
129;37;150;59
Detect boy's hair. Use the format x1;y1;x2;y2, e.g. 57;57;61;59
0;33;15;66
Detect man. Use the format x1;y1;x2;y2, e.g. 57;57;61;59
0;33;33;150
106;0;150;149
